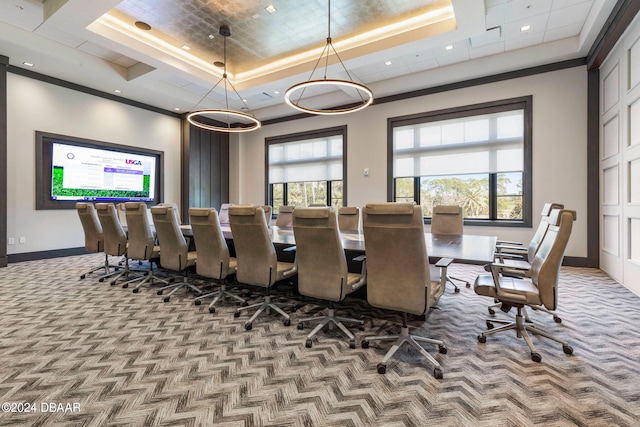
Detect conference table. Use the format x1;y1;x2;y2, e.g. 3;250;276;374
181;224;497;265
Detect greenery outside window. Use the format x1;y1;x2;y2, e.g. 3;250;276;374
388;96;532;226
266;126;346;214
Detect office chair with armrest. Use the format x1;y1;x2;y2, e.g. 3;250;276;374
261;205;272;225
229;205;297;330
360;203;451;379
75;202;118;279
430;205;469;293
474;209;576;363
275;205;294;228
488;202;565;322
218;203;233;225
337;206;360;231
293;207;366;348
150;205;202;302
95;203;139;285
120;202;171;292
190;208;247;313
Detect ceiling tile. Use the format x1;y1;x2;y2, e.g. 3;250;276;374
504;0;553;23
504;32;545;51
547;1;593;30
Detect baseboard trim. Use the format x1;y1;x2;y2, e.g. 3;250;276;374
563;256;588;267
8;247;88;263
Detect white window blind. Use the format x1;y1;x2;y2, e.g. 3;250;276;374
268;135;343;183
393;110;524;178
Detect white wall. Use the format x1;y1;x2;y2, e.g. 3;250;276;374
7;73;181;255
232;66;589;258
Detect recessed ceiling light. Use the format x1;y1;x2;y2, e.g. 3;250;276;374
445;45;454;51
181;44;191;51
520;24;531;32
274;91;280;94
385;61;393;66
23;61;34;67
242;99;248;103
208;34;215;40
114;89;122;93
174;107;181;111
135;21;151;31
265;5;276;13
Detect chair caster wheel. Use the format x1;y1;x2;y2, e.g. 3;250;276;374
194;299;202;306
478;335;486;343
241;301;249;307
245;323;252;331
209;307;216;314
80;274;86;280
122;283;129;288
454;287;460;293
291;305;298;313
358;324;365;331
465;282;471;288
377;363;386;374
531;352;542;363
283;318;291;326
157;290;163;295
132;288;139;293
234;311;241;318
305;339;312;348
361;340;369;349
554;316;562;323
163;296;170;303
297;323;304;330
439;345;447;354
349;340;356;349
110;281;117;286
486;321;494;330
488;308;495;315
563;345;573;355
433;367;443;379
99;278;105;282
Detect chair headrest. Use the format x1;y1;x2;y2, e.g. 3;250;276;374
433;205;461;215
124;202;145;211
151;206;171;215
189;207;214;218
294;207;330;219
365;203;414;215
95;203;111;211
541;202;564;216
279;206;294;213
229;205;257;216
76;202;91;211
338;207;358;215
547;208;577;225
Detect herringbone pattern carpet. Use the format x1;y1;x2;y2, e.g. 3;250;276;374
0;254;638;426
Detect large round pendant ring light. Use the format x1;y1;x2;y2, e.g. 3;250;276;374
186;25;261;132
284;0;374;115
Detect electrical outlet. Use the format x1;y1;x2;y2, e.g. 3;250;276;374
7;237;14;245
363;168;369;176
19;237;26;244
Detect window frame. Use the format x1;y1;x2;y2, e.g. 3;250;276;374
387;96;533;227
265;126;347;212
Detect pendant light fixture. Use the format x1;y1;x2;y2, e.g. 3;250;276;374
284;0;373;115
186;25;261;132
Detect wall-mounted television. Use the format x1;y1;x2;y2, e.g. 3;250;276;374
36;131;164;210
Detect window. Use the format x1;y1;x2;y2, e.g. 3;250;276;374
388;97;532;226
266;126;346;214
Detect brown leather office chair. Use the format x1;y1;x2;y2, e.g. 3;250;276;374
229;205;297;330
337;206;360;231
489;202;565;322
190;208;247;313
293;207;366;348
121;202;171;292
475;209;576;363
75;202;118;280
151;205;202;302
95;202;138;286
360;203;451;378
430;205;470;293
275;205;294;228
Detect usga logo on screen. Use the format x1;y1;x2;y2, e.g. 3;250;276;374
125;159;142;165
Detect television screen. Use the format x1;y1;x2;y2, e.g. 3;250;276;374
51;142;156;202
36;131;164;210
